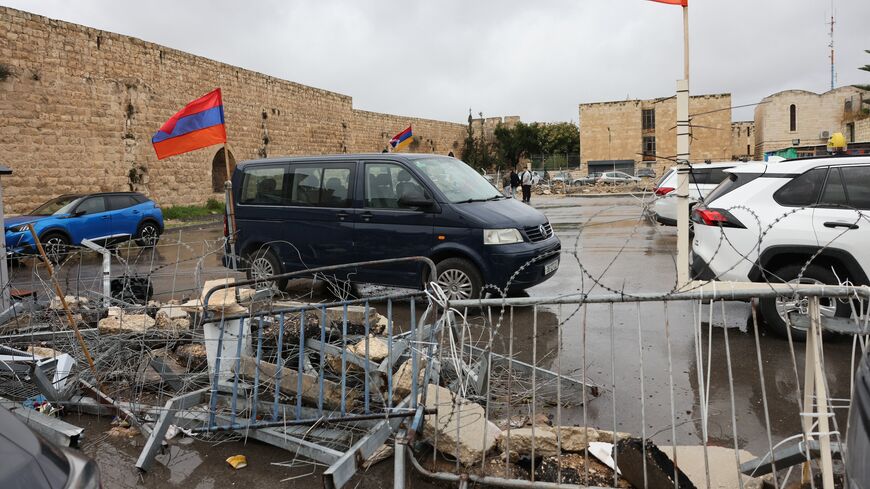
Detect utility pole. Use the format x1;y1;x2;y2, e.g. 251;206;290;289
828;0;836;90
675;3;692;286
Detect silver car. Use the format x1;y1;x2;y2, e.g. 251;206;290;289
597;171;640;184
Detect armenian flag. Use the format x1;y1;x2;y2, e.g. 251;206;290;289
152;88;227;160
389;126;413;151
649;0;687;5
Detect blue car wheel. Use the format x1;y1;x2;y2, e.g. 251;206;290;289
135;222;161;247
40;232;69;263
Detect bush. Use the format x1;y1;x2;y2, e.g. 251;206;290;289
163;200;225;221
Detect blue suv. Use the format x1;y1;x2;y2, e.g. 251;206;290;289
5;192;164;261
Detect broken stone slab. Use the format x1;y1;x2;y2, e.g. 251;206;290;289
49;295;90;311
154;310;190;331
98;313;155;334
420;384;501;466
658;445;757;489
392;357;427;402
234;356;355;411
272;301;381;328
26;345;64;358
499;426;630;458
180;278;251;315
326;335;391;373
157;305;189;320
174;343;208;371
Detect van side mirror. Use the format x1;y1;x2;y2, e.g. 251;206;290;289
398;192;434;209
72;210;86;217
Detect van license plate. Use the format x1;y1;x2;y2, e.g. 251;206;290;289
544;259;559;275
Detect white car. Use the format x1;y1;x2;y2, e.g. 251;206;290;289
691;155;870;338
597;171;640;184
653;162;746;226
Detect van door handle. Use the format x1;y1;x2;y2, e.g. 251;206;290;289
823;221;859;230
102;216;110;220
361;212;373;222
337;211;349;221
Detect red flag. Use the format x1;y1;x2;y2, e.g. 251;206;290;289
152;89;227;160
649;0;687;5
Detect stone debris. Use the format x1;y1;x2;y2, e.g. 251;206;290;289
420;384;501;466
98;313;155;334
234;356;355;411
392;357;427;402
498;426;630;458
154;309;190;330
536;453;632;487
107;426;139;438
174;343;208;371
49;295;90;310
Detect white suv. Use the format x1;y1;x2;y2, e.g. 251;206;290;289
653;162;747;226
691;156;870;338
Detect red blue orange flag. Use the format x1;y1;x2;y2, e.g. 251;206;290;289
152;88;227;160
649;0;687;5
389;126;413;151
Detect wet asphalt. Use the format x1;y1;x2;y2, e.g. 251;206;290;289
7;194;859;487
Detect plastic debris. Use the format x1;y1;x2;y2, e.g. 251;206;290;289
226;454;248;470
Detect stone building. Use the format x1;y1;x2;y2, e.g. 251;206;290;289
753;86;868;159
578;93;732;176
730;121;755;161
0;7;468;213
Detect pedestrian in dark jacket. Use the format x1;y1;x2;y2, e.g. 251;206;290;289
509;170;520;199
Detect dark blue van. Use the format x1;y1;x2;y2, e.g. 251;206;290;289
226;154;560;299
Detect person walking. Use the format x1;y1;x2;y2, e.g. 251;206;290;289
520;167;533;203
509;170;520;199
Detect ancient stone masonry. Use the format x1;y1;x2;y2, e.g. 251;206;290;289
579;93;732;176
0;7;467;212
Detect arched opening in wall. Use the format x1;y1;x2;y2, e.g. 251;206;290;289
212;147;237;193
789;104;797;132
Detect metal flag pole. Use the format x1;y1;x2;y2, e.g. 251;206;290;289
223;142;238;271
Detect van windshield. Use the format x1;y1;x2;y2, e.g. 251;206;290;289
412;157;503;203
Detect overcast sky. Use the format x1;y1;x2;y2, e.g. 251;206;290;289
3;0;870;123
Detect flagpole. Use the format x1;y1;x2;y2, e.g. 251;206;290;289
683;4;689;80
223;141;239;270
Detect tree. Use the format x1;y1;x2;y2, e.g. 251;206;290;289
460;110;479;167
856;49;870;92
538;122;580;155
494;121;542;169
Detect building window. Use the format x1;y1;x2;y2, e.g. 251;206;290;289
642;136;656;160
789;104;797;132
746;144;751;156
736;127;741;137
845;98;853;113
642;109;655;130
847;122;855;143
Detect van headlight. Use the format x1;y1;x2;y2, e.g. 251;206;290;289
9;225;28;233
483;228;523;245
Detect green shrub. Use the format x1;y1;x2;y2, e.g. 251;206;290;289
163;201;224;220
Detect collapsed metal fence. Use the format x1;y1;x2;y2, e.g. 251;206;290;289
402;285;870;489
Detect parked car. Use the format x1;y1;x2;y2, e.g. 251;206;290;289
227;154;561;300
691;155;870;339
4;192;164;261
571;173;601;186
0;406;101;488
597;171;640;184
653;162;743;226
550;172;571;183
636;168;657;179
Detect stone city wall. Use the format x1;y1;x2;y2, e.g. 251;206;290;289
0;7;466;213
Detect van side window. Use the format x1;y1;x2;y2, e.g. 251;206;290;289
773;167;827;207
241;166;287;205
365;163;425;209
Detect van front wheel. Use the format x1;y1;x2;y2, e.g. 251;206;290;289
245;248;287;291
434;258;482;301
